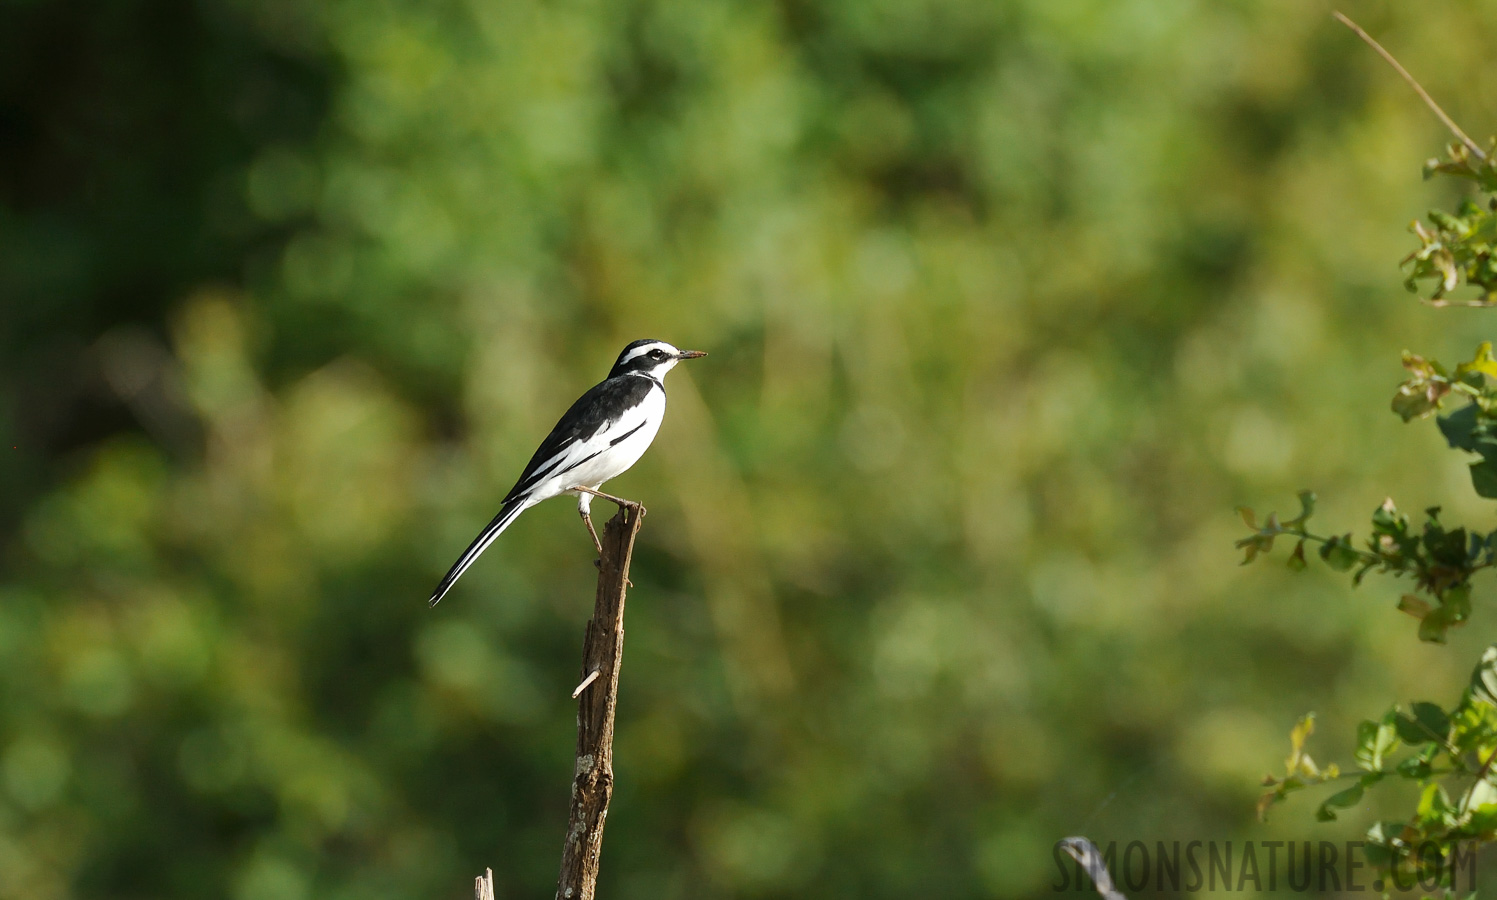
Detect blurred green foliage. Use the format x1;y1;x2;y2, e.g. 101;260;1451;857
5;1;1497;898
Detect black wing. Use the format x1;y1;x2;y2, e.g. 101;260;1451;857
502;374;656;503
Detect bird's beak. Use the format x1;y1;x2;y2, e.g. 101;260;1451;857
676;350;708;359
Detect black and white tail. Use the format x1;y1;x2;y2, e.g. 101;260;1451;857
429;499;530;606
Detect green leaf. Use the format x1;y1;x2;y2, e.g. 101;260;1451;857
1285;713;1315;774
1439;403;1482;452
1468;802;1497;835
1235;532;1273;565
1397;594;1432;618
1395;713;1427;744
1410;702;1451;743
1417;587;1472;644
1394;353;1452;420
1454;341;1497;380
1289;490;1316;526
1443;583;1473;624
1423;524;1468;566
1470;459;1497;498
1419;605;1454;643
1319;535;1361;572
1317;782;1365;821
1434;403;1497;496
1354;715;1399;772
1371;498;1407;536
1415;783;1455;828
1287;539;1307;572
1360;838;1393;869
1365;819;1405;846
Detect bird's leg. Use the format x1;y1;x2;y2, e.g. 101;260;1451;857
575;491;604;563
574;486;638;585
579;507;603;557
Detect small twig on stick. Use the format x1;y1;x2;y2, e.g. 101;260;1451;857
571;668;601;699
1332;11;1487;161
555;503;645;900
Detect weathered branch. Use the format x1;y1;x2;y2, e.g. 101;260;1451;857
555;504;645;900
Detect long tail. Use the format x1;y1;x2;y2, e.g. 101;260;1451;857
429;498;529;606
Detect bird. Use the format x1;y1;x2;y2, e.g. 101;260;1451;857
1058;837;1127;900
428;339;706;606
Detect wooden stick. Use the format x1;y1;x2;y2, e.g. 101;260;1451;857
555;504;645;900
474;867;495;900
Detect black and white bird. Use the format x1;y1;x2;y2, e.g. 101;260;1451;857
429;339;706;606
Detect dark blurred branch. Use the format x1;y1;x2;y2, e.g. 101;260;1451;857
1332;11;1487;161
555;504;646;900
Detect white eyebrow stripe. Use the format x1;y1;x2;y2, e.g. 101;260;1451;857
620;342;670;364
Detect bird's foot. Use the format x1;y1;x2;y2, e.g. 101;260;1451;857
573;486;646;517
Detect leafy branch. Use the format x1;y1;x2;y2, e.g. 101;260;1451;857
1260;650;1497;890
1404;193;1497;305
1242;13;1497;895
1236;494;1486;643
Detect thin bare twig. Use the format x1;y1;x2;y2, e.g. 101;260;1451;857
1332;11;1487;161
474;867;495;900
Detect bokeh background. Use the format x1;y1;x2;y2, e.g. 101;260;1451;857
4;1;1497;897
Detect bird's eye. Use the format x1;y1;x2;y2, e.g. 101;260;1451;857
650;349;666;359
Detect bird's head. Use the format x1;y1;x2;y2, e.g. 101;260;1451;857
608;339;707;380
